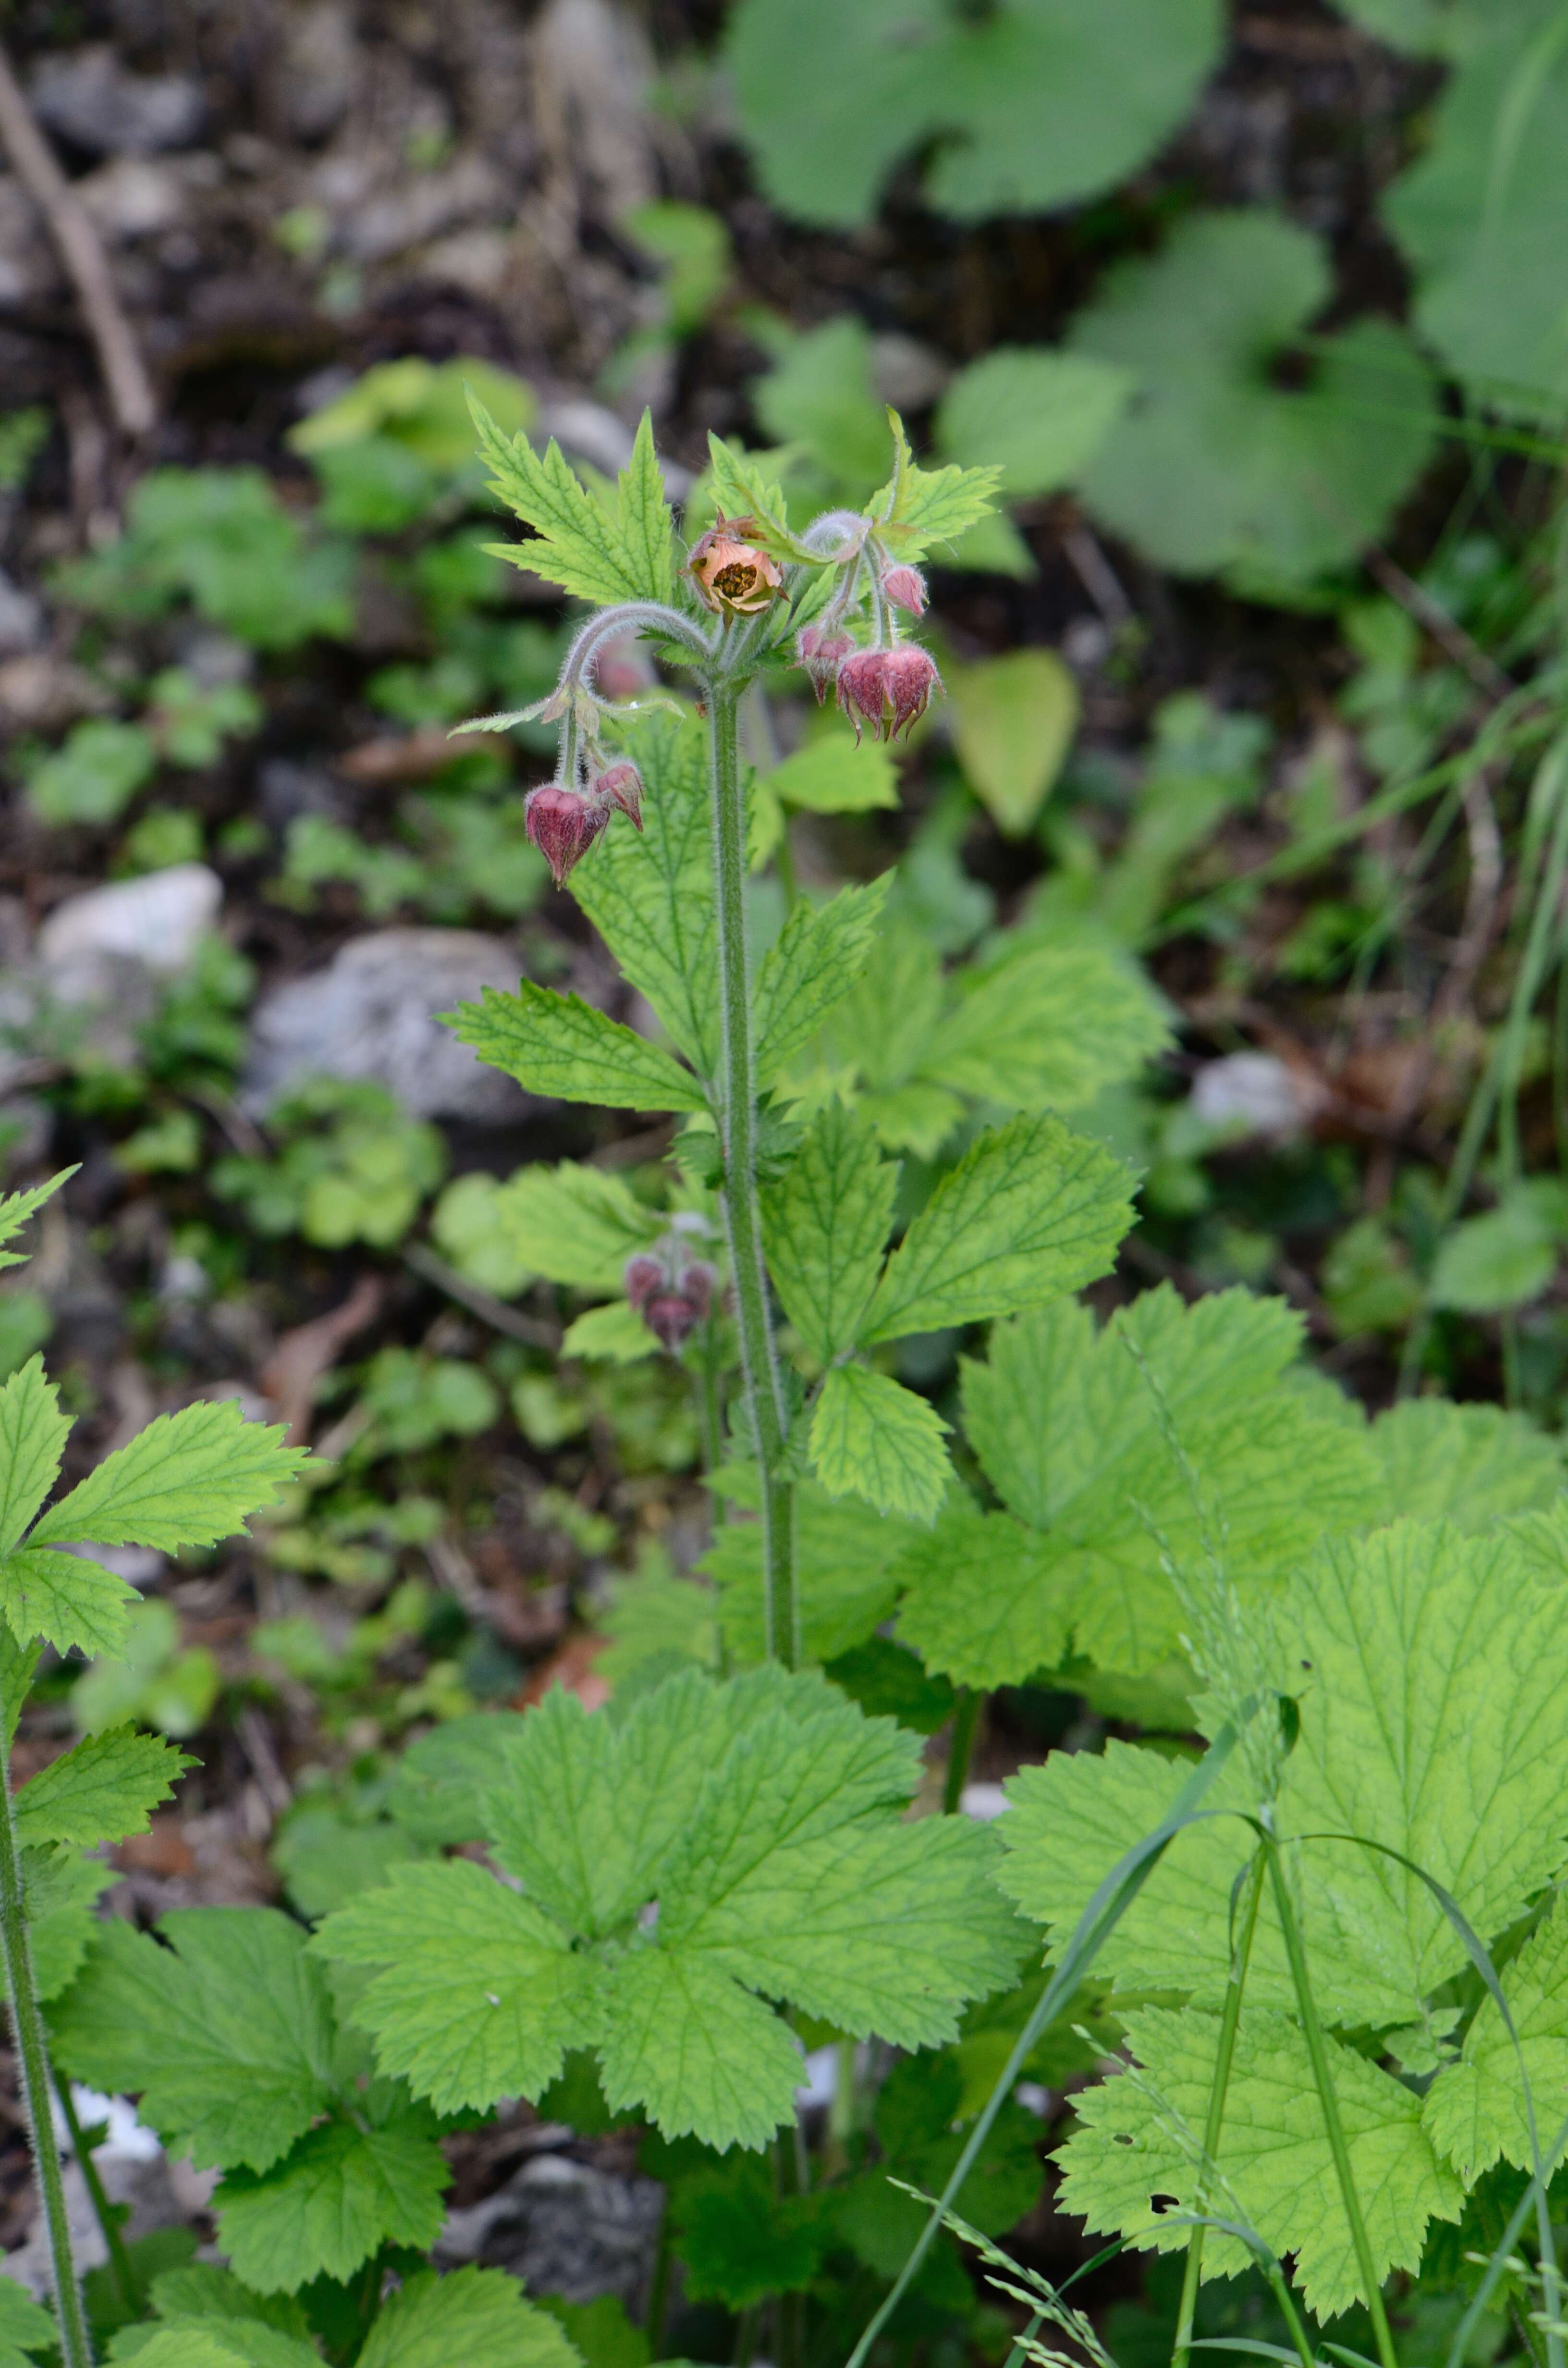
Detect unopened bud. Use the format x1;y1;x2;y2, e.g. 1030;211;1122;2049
594;761;644;832
836;649;891;742
676;1260;716;1322
881;564;927;617
525;782;607;888
689;516;783;616
795;625;857;704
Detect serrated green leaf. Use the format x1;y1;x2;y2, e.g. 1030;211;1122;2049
878;414;1004;559
0;1546;135;1658
760;1104;898;1363
600;1947;804;2150
673;2151;823;2306
700;1479;911;1665
31;1398;305;1553
615;410;675;606
110;2330;315;2368
921;943;1171;1111
862;1114;1133;1345
471;397;674;605
357;2267;581;2368
702;439;814;564
319;1667;1021;2149
489;1162;660;1292
755;881;892;1091
809;1366;951;1525
444;984;706;1115
24;1848;114;2005
49;1911;339;2173
15;1727;190;1848
147;2264;312;2342
900;1287;1384;1681
0;1358;69;1558
1058;2005;1462;2317
1424;1893;1568;2181
0;2271;57;2358
1070;210;1437;586
998;1520;1568;2033
569;713;721;1073
216;2114;448;2295
311;1859;590;2114
0;1172;72;1272
1374;1396;1563;1526
892;1496;1065;1690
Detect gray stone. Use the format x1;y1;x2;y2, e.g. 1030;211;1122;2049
244;928;531;1122
342;153;504;265
0;570;42;656
76;157;186;243
435;2154;662;2310
1189;1051;1315;1141
541;398;692;500
37;865;223;982
871;332;953;415
279;1;359;143
28;46;204;157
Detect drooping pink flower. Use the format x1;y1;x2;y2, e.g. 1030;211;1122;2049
525;783;607;888
594;761;644;831
795;625;857;704
623;1253;665;1313
881;644;941;739
836;649;893;741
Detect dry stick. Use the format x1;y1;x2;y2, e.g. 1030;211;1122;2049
0;37;156;437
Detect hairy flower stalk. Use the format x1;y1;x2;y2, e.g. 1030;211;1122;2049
0;1703;95;2368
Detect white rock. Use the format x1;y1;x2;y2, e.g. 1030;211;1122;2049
0;570;42;656
244;927;532;1122
76;157;186;242
1190;1050;1311;1140
37;864;222;981
27;46;204;156
959;1781;1011;1823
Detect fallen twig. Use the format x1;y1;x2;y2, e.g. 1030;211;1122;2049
0;34;157;437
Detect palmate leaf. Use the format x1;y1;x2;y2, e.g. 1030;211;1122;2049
921;944;1171;1111
760;1104;898;1365
898;1287;1384;1682
14;1727;190;1848
489;1161;661;1293
49;1912;340;2174
1424;1893;1568;2182
754;879;890;1090
444;984;707;1115
31;1396;305;1553
1372;1396;1563;1527
355;2268;581;2368
809;1366;951;1525
472;397;674;605
700;1476;912;1665
1059;2006;1463;2318
569;712;721;1074
216;2115;448;2294
997;1520;1568;2034
315;1667;1024;2149
861;1114;1134;1345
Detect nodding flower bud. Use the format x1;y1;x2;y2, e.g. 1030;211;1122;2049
881;563;927;617
689;515;783;616
623;1253;665;1313
837;644;941;743
593;761;644;832
525;782;607;888
623;1246;718;1352
795;624;857;704
594;630;656;703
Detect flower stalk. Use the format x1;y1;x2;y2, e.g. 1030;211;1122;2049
0;1745;94;2368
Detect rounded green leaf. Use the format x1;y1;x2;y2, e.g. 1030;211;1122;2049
726;0;1224;229
947;650;1079;837
1068;209;1437;585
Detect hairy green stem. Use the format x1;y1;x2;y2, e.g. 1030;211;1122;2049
1263;1835;1396;2368
1171;1852;1265;2368
942;1690;980;1815
55;2082;139;2321
706;672;797;1665
0;1757;93;2367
